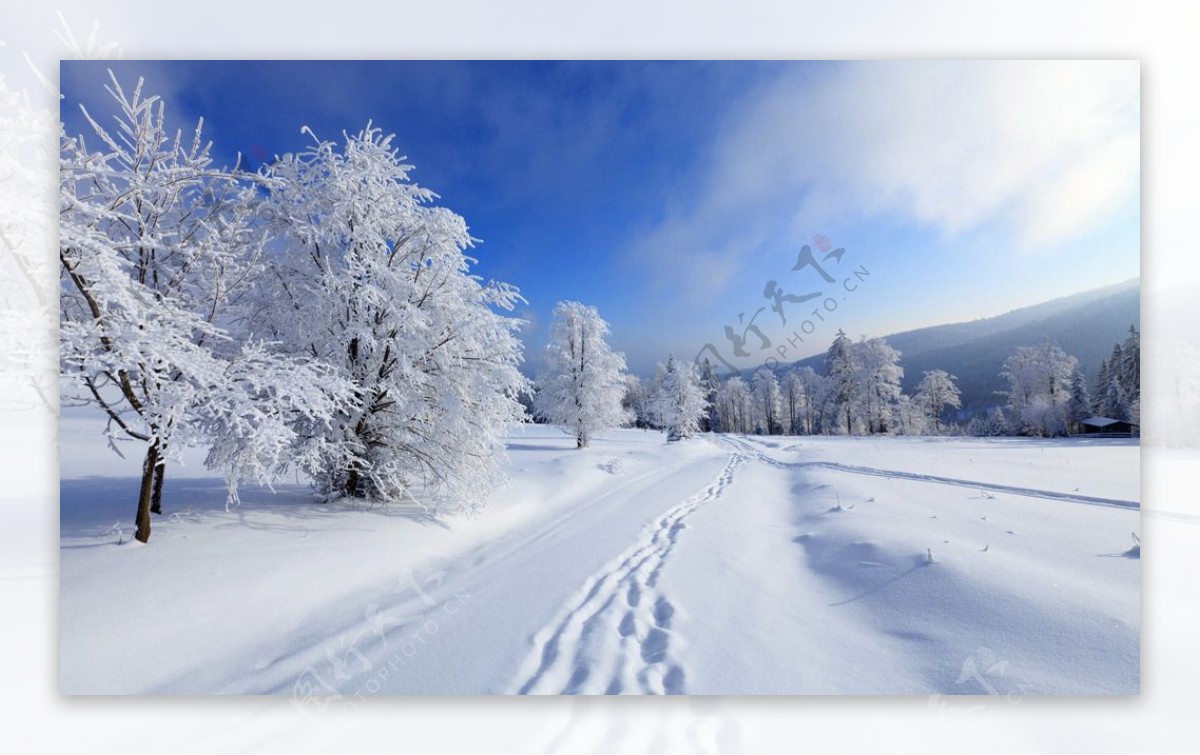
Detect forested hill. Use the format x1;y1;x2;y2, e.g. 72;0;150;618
792;278;1140;416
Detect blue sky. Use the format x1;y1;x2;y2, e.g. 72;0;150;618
60;60;1140;376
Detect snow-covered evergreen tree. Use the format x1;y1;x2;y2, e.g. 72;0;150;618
914;369;961;434
1092;354;1112;415
1089;326;1140;423
1119;325;1140;394
252;124;528;508
1118;325;1140;422
697;358;721;433
1125;391;1140;429
60;75;347;541
533;301;629;448
1066;368;1092;432
983;406;1009;436
650;355;709;441
1107;344;1125;388
1100;376;1126;420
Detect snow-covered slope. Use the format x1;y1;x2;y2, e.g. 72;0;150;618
60;420;1139;695
789;278;1140;414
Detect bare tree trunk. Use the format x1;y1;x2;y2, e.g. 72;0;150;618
150;461;166;515
345;468;360;498
135;442;158;543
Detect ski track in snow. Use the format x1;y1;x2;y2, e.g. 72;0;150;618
511;452;746;695
722;435;1139;509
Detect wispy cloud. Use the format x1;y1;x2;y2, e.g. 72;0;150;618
625;60;1139;300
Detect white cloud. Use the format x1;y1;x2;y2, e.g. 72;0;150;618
627;60;1139;299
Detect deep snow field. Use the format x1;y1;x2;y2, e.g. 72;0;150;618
59;414;1140;696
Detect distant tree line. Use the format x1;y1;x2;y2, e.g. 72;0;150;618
613;325;1140;441
616;330;958;439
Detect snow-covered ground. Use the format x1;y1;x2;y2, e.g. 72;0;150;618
60;418;1139;696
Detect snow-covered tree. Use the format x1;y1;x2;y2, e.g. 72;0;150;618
1000;338;1078;437
894;394;927;435
792;366;825;435
1107;344;1124;387
825;329;859;435
854;337;903;434
252;124;527;508
983;406;1008;436
697;358;721;433
1092;354;1112;415
650;355;709;441
622;374;654;430
1118;325;1140;397
1125;391;1140;430
782;369;806;435
1100;376;1126;420
750;368;784;435
515;383;538;423
1090;326;1140;423
1116;325;1140;423
915;369;961;434
819;331;902;435
60;75;346;542
1066;368;1092;432
199;344;353;509
533;301;628;448
715;374;753;434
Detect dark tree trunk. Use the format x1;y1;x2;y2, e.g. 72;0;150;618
150;461;166;515
345;468;360;498
135;442;158;543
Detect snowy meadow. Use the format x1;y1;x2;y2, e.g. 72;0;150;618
61;423;1138;696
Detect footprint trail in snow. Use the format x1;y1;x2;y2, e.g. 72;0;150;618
512;452;745;695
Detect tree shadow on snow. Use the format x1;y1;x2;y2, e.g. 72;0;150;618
826;561;933;607
505;442;575;453
60;476;448;539
791;534;935;607
1098;547;1141;560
